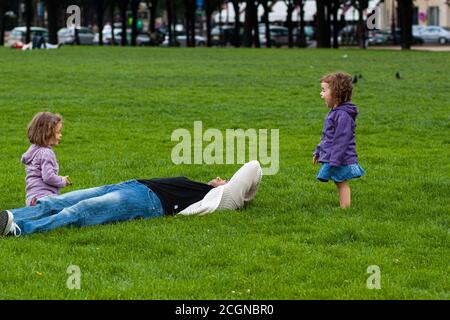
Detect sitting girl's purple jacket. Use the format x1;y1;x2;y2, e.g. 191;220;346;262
314;101;359;166
21;144;66;206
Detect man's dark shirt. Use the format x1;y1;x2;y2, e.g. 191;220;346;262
137;177;214;215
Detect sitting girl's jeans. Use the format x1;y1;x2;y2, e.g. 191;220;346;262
11;180;164;235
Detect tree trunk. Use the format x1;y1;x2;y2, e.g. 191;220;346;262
326;2;331;46
110;0;116;45
184;0;190;46
173;5;178;45
45;0;58;44
358;8;366;49
218;1;223;46
166;0;173;46
131;0;139;46
253;1;260;48
243;0;256;47
205;0;213;47
286;2;294;48
232;0;241;47
332;0;339;48
398;0;412;49
26;0;33;44
261;1;271;48
315;0;330;48
118;0;129;46
82;3;96;29
149;0;158;33
97;0;105;46
0;1;5;47
297;0;307;47
190;0;196;47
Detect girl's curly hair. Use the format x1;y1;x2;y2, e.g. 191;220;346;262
320;72;353;106
27;112;63;147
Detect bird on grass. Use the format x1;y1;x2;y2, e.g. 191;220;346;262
396;71;402;79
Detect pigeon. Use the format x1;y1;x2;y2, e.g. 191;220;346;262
395;71;402;79
352;75;358;84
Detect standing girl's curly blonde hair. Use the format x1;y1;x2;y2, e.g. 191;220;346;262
320;72;353;106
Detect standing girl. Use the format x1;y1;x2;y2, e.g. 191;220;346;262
313;72;365;208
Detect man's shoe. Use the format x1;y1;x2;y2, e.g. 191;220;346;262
0;210;21;237
0;210;13;236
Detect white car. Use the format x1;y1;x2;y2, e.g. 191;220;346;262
57;27;95;45
94;27;151;46
259;25;289;47
161;33;206;47
175;34;206;47
419;26;450;45
412;25;425;37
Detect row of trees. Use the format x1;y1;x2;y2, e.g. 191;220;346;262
0;0;416;49
312;0;415;50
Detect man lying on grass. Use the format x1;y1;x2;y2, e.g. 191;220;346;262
0;161;262;237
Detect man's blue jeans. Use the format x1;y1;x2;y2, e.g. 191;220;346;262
11;180;164;235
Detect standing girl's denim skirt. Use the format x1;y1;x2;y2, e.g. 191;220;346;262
317;163;365;183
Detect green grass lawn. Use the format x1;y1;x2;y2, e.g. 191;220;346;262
0;47;448;299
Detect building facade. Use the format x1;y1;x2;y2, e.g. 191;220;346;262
381;0;450;28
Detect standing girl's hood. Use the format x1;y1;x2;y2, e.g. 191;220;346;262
336;101;358;121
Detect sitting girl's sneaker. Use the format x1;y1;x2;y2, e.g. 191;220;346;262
0;211;21;237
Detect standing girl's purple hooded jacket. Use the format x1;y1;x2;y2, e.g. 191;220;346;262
314;101;359;166
21;144;66;206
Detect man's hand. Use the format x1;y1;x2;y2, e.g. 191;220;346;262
208;177;228;187
313;154;319;165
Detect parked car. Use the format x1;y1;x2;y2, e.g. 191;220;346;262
258;25;289;47
419;26;450;45
366;28;424;46
114;30;151;46
339;25;359;46
57;27;95;45
368;30;390;45
7;26;48;47
162;33;206;47
293;25;315;41
393;28;424;45
257;25;314;47
413;25;425;37
211;25;243;46
94;28;151;46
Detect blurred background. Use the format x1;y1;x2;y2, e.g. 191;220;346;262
0;0;449;50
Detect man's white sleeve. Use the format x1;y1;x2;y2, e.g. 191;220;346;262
178;160;262;215
217;160;263;210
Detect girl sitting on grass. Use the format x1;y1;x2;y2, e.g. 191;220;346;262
313;72;365;208
21;112;71;206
